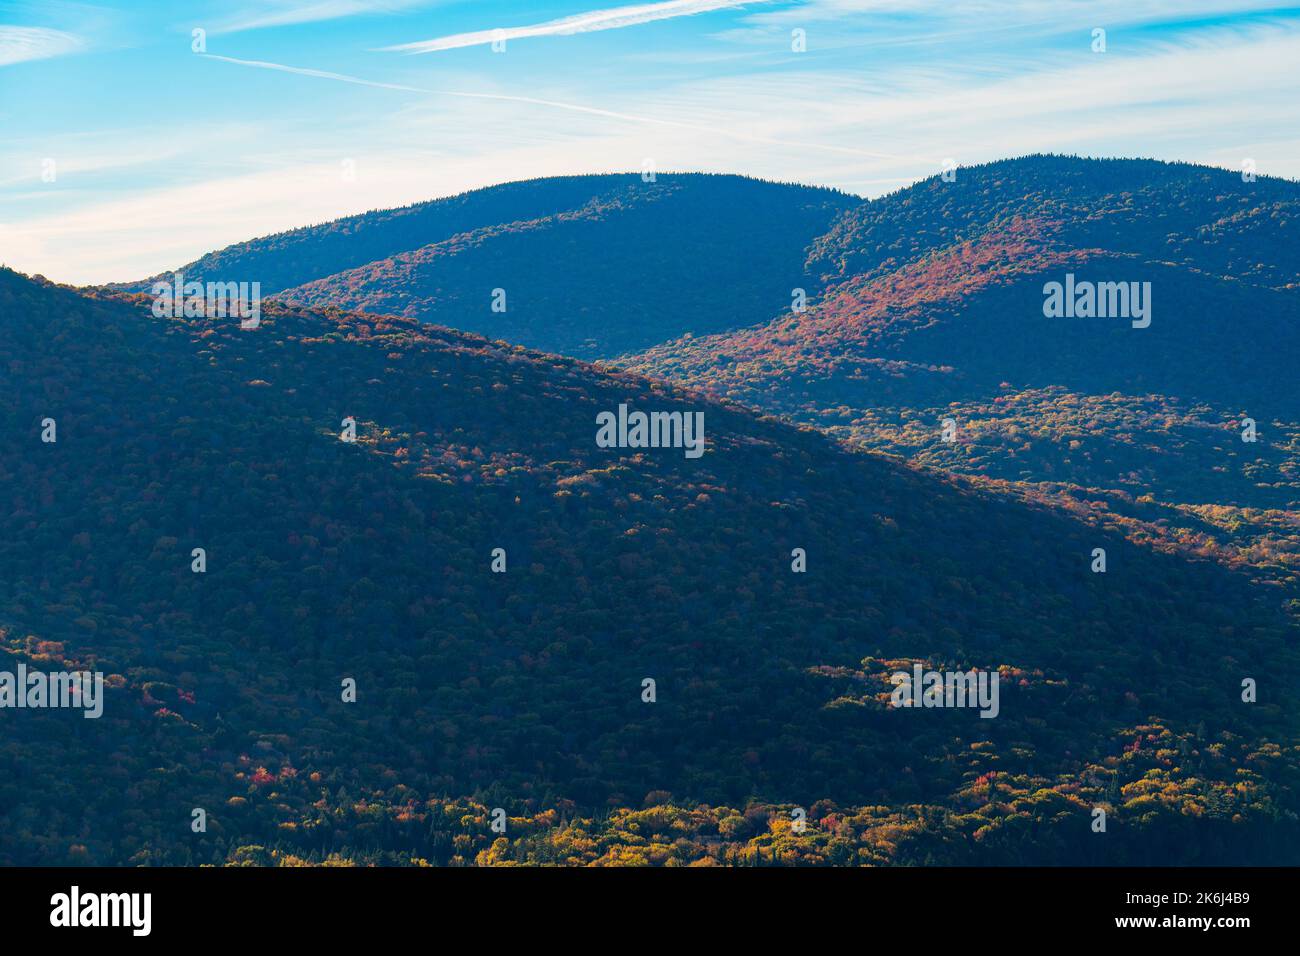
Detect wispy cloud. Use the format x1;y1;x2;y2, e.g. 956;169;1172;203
381;0;777;54
214;1;431;35
0;25;83;66
8;2;1299;285
200;52;928;161
738;0;1300;25
199;53;433;93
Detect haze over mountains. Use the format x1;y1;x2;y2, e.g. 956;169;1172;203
4;154;1297;865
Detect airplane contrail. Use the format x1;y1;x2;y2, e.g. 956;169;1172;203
199;53;939;164
380;0;778;55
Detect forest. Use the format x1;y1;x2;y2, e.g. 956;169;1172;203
2;244;1297;865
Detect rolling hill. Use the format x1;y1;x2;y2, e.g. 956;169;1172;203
622;157;1300;583
123;160;1300;573
2;266;1298;866
122;173;857;358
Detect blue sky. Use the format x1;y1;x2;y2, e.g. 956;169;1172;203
3;0;1299;283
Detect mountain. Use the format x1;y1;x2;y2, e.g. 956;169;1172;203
125;162;1300;566
622;156;1300;583
803;154;1300;293
123;174;857;358
2;266;1298;866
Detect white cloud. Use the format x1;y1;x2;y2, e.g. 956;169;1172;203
0;131;200;189
381;0;778;54
0;137;695;284
0;25;83;66
739;0;1300;26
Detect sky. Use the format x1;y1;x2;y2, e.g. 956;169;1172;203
2;0;1299;284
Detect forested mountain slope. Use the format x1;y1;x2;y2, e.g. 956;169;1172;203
2;266;1297;866
123;174;857;358
624;157;1300;583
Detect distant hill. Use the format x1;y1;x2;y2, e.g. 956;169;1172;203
123;174;857;358
629;157;1300;412
119;175;674;295
99;155;1300;606
4;266;1296;865
804;154;1300;293
622;156;1300;581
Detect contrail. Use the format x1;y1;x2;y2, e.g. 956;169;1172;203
199;53;938;164
381;0;778;55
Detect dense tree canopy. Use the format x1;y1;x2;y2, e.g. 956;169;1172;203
2;261;1296;866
